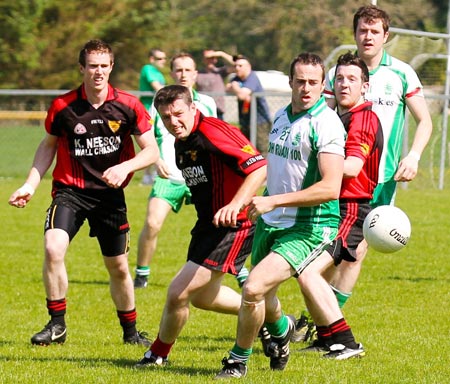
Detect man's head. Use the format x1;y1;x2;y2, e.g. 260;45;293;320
170;53;198;89
79;39;114;67
154;85;197;140
353;5;390;61
289;52;325;114
232;54;252;80
353;5;390;35
149;49;167;69
334;52;369;113
203;49;218;68
78;40;114;92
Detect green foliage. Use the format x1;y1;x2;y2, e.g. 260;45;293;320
0;178;449;383
0;0;446;89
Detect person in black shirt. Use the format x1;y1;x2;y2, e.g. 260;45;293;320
135;85;267;368
8;40;159;347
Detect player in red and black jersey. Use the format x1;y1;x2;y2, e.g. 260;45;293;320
339;101;383;202
294;52;383;359
46;83;152;190
9;40;159;347
135;84;267;368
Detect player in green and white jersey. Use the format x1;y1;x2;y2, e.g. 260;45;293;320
325;5;432;207
216;53;361;379
262;94;343;229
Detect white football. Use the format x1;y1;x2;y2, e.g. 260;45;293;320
363;205;411;253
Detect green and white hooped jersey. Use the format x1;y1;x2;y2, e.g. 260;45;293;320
151;90;217;184
262;96;345;228
325;50;424;183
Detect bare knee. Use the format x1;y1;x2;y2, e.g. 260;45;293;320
143;216;163;238
44;230;69;263
104;255;130;280
166;282;189;311
242;278;265;303
297;267;317;289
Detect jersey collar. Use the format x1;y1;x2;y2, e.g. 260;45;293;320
287;95;328;122
368;50;392;76
190;109;202;134
192;89;201;102
79;83;117;102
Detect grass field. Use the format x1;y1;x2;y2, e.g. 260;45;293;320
0;176;449;384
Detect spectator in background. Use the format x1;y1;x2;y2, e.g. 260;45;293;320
226;54;272;154
196;50;234;120
139;48;168;185
139;48;167;110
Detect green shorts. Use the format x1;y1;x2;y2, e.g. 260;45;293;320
149;177;191;213
251;219;338;275
371;179;397;207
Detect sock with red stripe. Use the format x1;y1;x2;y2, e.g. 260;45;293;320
316;324;332;348
329;318;358;349
150;334;174;358
47;298;66;327
117;308;138;339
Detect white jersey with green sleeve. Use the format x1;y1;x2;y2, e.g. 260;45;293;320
325;50;424;183
262;96;345;229
151;90;217;184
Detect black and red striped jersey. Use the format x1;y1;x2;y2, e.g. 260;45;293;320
175;111;267;224
340;101;383;199
45;84;152;189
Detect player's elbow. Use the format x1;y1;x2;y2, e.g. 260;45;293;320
343;169;359;178
329;189;341;200
325;183;342;201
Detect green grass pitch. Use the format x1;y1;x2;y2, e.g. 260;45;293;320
0;176;449;383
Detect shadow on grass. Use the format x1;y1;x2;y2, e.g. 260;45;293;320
179;334;236;343
67;279;168;289
387;275;450;283
68;279;109;286
0;354;217;376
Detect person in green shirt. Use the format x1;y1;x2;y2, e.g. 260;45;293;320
139;48;167;110
139;49;167;185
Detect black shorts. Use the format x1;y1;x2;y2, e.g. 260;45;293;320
44;183;130;256
326;199;372;265
187;219;255;275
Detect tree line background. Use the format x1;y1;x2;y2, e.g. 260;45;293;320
0;0;448;91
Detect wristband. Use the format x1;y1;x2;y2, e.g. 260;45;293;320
18;182;35;196
408;151;421;161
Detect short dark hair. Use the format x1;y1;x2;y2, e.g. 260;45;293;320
232;54;250;63
78;39;114;67
154;85;193;111
335;51;369;83
289;52;325;81
170;52;196;71
149;48;163;57
353;5;390;34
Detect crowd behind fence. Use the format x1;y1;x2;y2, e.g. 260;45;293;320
0;89;448;190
